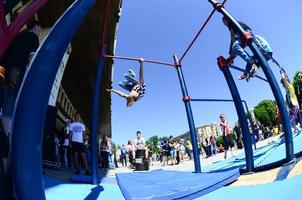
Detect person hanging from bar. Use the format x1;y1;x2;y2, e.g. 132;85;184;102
107;58;145;107
280;73;301;132
222;17;273;80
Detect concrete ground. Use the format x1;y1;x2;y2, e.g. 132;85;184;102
45;133;302;186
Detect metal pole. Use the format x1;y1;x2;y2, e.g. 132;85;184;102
229;65;267;82
173;54;201;173
242;100;257;150
90;47;106;184
218;62;254;172
210;1;294;162
10;0;95;199
190;98;257;150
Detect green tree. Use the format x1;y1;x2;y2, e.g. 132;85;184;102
292;70;302;96
146;135;160;154
254;100;277;127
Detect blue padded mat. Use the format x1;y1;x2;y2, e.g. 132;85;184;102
202;130;302;173
196;173;302;200
116;168;240;200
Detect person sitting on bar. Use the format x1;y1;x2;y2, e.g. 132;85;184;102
107;58;145;107
222;17;273;80
133;131;148;159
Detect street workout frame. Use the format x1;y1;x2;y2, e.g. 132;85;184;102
5;0;296;199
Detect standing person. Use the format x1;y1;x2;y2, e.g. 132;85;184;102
54;133;61;168
69;112;90;175
0;20;41;136
281;74;301;132
209;133;217;156
127;140;135;169
159;139;168;166
107;138;116;169
168;135;176;165
107;58;145;107
120;145;128;167
133;131;148;159
178;141;185;163
62;119;71;168
100;135;110;170
185;140;193;160
219;114;234;159
222;17;273;80
233;122;243;149
296;73;302;125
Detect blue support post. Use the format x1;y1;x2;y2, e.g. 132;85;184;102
90;47;107;184
217;59;254;172
9;0;95;199
242;100;257;150
208;0;294;163
173;54;201;173
248;42;294;161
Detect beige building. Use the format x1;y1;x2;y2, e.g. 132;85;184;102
176;124;221;145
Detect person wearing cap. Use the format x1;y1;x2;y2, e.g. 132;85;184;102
107;58;145;107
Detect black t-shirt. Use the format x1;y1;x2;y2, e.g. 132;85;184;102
1;30;39;85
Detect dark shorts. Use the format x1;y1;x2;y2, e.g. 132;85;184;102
223;135;234;151
72;142;85;153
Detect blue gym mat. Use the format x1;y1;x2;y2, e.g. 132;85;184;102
116;168;240;200
195;173;302;200
202;130;302;173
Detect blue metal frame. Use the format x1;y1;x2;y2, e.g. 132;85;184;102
229;65;268;82
190;98;257;149
173;54;201;173
218;66;254;172
90;47;107;184
10;0;96;199
208;0;294;163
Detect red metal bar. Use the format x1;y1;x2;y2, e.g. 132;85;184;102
0;0;8;42
179;0;228;62
104;54;176;67
0;0;50;58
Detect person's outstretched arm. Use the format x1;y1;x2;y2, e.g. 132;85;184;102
138;58;144;83
107;88;129;98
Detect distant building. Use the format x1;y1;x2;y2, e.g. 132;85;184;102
175;124;221;146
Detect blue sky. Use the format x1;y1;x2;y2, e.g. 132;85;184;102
111;0;302;145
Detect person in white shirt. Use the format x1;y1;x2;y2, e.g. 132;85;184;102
133;131;148;158
69;113;90;175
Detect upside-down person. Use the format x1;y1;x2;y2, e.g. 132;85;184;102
222;17;273;80
107;58;145;107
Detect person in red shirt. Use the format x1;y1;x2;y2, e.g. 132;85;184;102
219;114;234;159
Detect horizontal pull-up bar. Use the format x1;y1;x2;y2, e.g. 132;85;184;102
103;54;176;67
190;98;250;113
229;65;268;82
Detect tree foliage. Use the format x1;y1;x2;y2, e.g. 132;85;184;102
146;135;160;154
254;100;277;127
292;70;302;96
